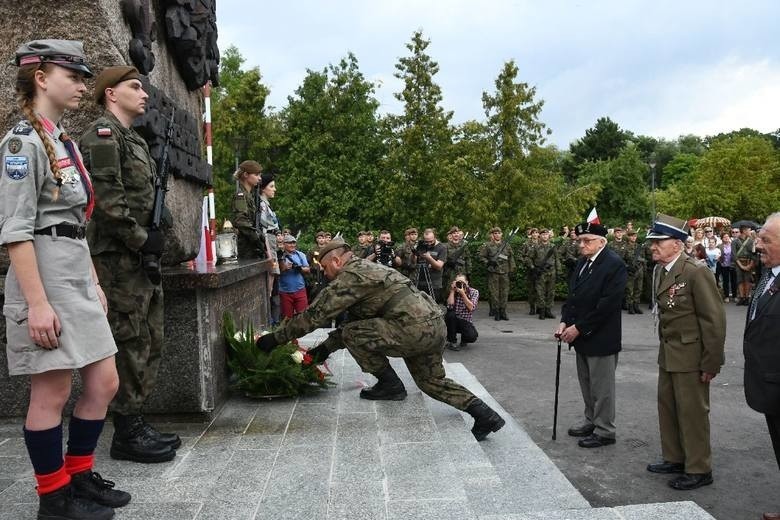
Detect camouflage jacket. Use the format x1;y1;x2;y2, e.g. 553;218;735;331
479;240;515;275
526;241;559;274
608;239;629;264
396;240;417;277
444;240;470;274
274;256;442;344
625;241;647;272
559;239;580;268
231;184;263;258
80;112;154;255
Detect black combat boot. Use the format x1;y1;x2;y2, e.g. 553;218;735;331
628;305;635;315
544;308;555;319
70;471;131;508
465;398;506;441
488;306;495;317
140;417;181;449
360;366;407;401
632;304;643;315
499;309;509;321
538;307;545;320
38;483;115;520
110;414;176;463
528;305;536;315
494;312;500;321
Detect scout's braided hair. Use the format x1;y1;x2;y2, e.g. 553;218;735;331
15;63;64;200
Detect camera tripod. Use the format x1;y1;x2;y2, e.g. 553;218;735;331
414;262;435;298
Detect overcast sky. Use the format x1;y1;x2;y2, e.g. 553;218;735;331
216;0;780;148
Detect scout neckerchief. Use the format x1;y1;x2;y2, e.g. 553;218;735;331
39;115;95;220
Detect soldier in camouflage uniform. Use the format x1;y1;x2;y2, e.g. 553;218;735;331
479;227;515;321
624;229;645;314
519;228;540;315
608;227;630;310
256;240;506;441
395;227;418;279
80;66;179;463
230;160;265;259
527;228;559;320
440;226;470;303
559;229;580;283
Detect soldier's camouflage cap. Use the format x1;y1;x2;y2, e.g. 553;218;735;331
14;39;93;77
318;239;351;260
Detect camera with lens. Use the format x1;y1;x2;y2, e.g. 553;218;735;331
376;239;395;267
455;280;465;290
415;240;433;255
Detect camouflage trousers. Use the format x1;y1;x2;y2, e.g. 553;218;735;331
526;273;536;308
487;272;509;311
320;316;476;410
93;252;164;415
535;271;556;309
625;269;644;305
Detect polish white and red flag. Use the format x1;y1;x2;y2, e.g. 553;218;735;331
586;207;600;224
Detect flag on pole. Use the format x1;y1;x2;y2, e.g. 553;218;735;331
586;207;600;224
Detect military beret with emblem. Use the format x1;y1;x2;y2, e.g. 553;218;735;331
94;65;141;105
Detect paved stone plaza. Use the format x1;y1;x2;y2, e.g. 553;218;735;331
0;329;714;519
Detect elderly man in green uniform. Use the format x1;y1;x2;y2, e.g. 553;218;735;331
624;229;645;314
255;240;506;441
528;228;559;320
440;226;470;303
645;214;725;490
480;227;515;321
80;66;179;463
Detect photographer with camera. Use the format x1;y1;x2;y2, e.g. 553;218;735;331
396;227;419;278
367;230;400;268
445;274;479;351
414;228;447;302
278;234;311;319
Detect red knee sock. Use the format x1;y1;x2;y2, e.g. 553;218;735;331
64;454;94;475
35;466;71;496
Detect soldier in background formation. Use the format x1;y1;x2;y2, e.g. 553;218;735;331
395;227;419;279
441;226;470;303
480;227;515;321
306;230;331;301
624;229;645;314
527;228;559;320
519;228;540;315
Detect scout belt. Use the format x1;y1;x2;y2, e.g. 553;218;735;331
34;223;87;240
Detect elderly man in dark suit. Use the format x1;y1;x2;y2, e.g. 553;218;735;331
744;212;780;520
645;214;726;491
556;222;627;448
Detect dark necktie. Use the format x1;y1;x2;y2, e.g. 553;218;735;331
578;259;591;279
750;270;774;320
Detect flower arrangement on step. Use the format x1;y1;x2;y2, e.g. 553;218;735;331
222;313;333;398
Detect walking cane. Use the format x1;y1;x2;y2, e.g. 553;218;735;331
552;334;562;440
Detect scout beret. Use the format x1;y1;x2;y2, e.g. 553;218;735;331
646;213;689;241
95;65;141;104
14;39;93;77
490;227;502;233
575;222;608;237
319;239;351;260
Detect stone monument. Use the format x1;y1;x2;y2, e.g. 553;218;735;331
0;0;272;417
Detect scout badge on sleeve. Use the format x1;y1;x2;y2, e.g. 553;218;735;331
5;156;29;180
8;137;22;154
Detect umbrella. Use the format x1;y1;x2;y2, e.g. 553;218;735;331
695;216;731;229
733;219;761;230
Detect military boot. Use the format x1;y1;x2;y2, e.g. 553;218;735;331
488;306;495;317
70;471;131;509
38;483;115;520
360;366;407;401
499;309;509;321
538;307;545;320
110;414;176;463
632;304;643;315
628;305;635;315
466;398;506;441
494;312;500;321
140;417;181;449
544;308;555;319
528;305;536;315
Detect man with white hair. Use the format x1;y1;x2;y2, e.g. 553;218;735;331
743;212;780;520
557;222;627;448
645;214;726;491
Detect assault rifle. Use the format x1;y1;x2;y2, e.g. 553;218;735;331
143;106;175;285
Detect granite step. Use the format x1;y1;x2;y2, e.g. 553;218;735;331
0;329;717;519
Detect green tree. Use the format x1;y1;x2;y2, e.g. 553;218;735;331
275;53;386;237
383;31;454;231
657;135;780;221
577;144;650;224
210;46;285;221
661;153;700;186
570;116;628;164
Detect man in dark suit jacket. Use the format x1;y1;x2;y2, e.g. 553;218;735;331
646;214;726;491
744;213;780;520
557;222;627;448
